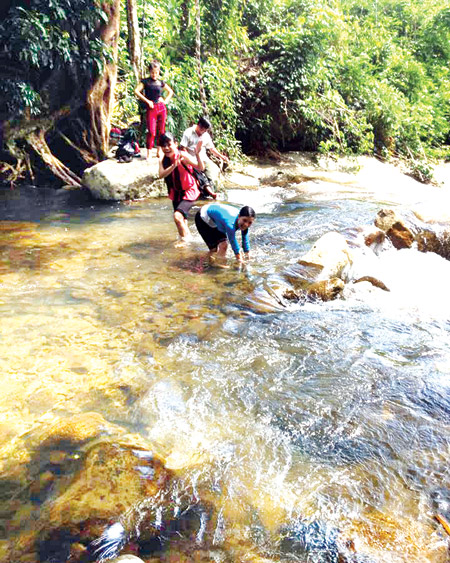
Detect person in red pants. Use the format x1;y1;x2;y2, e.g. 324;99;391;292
134;60;174;159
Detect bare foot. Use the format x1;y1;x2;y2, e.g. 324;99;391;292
174;238;191;248
209;255;229;268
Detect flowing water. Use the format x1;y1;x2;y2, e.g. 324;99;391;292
0;179;449;563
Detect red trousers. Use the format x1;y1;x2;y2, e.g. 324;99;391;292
145;102;167;149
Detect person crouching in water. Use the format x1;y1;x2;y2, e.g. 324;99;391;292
194;203;256;266
159;132;203;246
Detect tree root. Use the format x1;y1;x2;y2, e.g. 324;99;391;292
26;130;82;187
56;129;98;166
0;159;27;188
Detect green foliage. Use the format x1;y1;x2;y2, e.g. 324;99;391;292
0;80;43;116
0;0;111;118
114;0;450;163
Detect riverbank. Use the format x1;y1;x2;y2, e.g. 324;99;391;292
225;153;450;222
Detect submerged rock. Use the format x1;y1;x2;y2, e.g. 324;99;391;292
33;412;124;449
109;556;145;563
46;442;171;528
279;519;340;561
4;440;173;563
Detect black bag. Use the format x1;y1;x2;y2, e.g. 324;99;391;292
189;167;216;199
115;128;140;162
179;163;215;198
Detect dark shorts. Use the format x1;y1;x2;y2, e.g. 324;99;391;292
195;210;227;250
173;199;196;219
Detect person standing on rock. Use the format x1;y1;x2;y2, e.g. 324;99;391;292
180;116;229;190
159;132;204;246
134;61;174;160
194;203;256;265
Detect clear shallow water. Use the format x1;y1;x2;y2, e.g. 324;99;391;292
0;184;449;562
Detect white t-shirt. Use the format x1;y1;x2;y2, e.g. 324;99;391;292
200;203;216;227
180;125;214;159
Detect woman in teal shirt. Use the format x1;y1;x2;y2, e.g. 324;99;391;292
194;203;256;264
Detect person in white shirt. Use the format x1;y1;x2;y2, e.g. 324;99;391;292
180;116;230;186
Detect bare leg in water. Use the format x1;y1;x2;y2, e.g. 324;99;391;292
173;211;192;246
209;240;229;268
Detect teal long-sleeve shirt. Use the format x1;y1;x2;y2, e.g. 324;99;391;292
204;204;250;255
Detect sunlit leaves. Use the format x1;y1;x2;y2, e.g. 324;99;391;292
111;0;449;159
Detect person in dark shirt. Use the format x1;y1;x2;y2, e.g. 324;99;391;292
135;60;174;159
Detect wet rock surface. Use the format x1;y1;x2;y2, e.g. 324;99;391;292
6;437;172;563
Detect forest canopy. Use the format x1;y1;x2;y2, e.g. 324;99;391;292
0;0;449;186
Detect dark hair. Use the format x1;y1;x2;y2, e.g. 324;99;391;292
197;116;211;130
148;60;161;71
159;132;175;147
239;206;256;218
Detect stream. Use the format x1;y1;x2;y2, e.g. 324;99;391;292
0;175;449;563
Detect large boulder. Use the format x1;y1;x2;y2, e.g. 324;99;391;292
82;157;166;200
299;232;353;278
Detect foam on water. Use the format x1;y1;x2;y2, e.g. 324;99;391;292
225;186;290;214
344;245;450;320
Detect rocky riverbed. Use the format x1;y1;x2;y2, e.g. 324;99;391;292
1;152;450;563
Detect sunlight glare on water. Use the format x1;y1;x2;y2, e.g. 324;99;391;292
0;184;449;562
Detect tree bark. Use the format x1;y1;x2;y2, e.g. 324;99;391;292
126;0;142;82
84;0;121;162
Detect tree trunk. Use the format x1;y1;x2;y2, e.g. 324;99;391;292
194;0;209;117
126;0;142;82
85;0;121;161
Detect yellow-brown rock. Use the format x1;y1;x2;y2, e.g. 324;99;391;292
374;209;414;249
386;221;414;249
363;228;386;247
306;278;345;301
374;208;398;232
34;412;125;450
47;441;171;530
